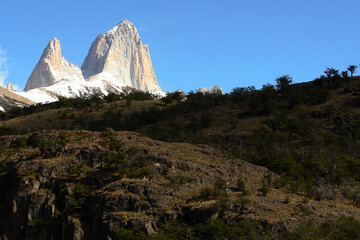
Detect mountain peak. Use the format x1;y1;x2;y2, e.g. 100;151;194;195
82;20;161;92
118;19;132;25
6;83;15;91
40;37;62;60
106;19;136;35
24;37;84;91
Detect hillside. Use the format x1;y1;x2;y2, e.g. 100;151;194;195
1;74;360;239
0;86;35;111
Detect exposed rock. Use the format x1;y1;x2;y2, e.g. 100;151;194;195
17;21;163;104
210;85;223;94
0;86;35;111
198;85;223;95
198;87;209;94
6;83;15;91
24;37;84;91
1;130;358;239
81;20;161;92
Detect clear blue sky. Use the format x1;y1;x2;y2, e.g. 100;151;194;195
0;0;359;93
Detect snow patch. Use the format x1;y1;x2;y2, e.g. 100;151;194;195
15;76;166;104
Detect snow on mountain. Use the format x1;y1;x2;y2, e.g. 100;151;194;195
81;20;161;92
16;77;124;103
0;86;35;111
24;37;84;91
17;20;164;104
16;75;165;104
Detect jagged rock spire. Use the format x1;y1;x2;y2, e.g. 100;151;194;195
24;37;84;91
81;20;161;92
6;83;15;91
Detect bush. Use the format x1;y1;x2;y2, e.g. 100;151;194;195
259;182;269;196
65;184;92;214
236;178;249;195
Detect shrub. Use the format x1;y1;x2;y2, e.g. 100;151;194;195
10;137;28;148
259;182;269;196
113;224;149;240
65;184;92;214
236;178;249;195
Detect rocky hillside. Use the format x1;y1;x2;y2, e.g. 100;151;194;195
0;86;35;111
1;130;359;240
2;73;360;239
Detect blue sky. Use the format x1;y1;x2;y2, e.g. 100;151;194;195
0;0;359;93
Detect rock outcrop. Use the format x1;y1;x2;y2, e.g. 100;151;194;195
0;86;35;111
0;130;270;239
21;20;162;102
6;83;15;91
24;37;84;91
198;85;223;95
0;130;359;239
81;20;161;92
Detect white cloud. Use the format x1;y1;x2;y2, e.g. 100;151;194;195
0;47;9;87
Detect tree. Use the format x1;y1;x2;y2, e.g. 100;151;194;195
275;75;293;91
324;67;339;78
347;65;358;77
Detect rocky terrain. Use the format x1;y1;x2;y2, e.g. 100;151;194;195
0;86;35;112
0;130;359;239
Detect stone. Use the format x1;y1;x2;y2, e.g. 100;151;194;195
24;37;84;91
6;83;15;91
198;85;223;95
81;20;161;92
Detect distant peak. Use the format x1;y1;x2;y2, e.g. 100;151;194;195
117;19;135;27
106;20;136;34
6;83;15;91
36;37;63;63
46;37;61;50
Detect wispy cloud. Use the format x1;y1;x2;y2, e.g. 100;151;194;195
0;47;9;87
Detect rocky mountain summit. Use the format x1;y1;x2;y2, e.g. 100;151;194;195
82;20;160;92
24;37;84;91
6;83;15;91
0;20;163;108
19;20;161;104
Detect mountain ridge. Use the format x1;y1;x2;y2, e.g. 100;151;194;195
18;20;161;104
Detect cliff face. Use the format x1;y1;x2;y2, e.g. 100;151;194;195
6;83;15;91
23;20;161;98
81;20;161;92
24;38;84;91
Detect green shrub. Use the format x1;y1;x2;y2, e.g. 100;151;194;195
10;137;28;148
65;184;92;214
113;224;149;240
236;178;249;195
259;182;269;196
